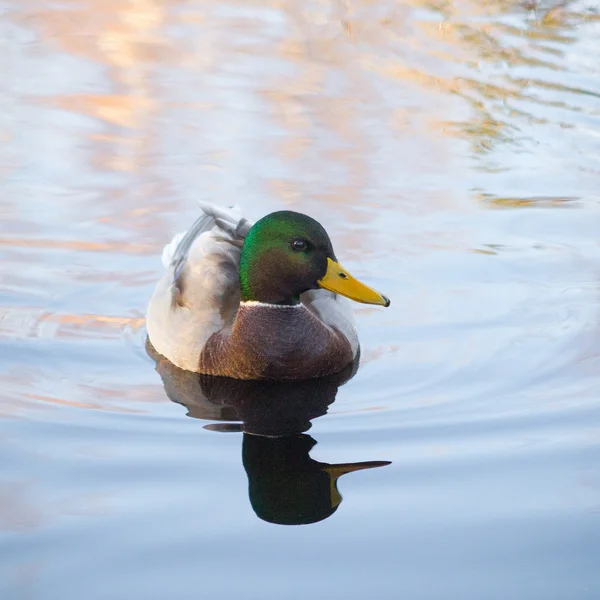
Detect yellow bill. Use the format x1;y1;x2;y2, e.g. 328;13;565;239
317;258;390;307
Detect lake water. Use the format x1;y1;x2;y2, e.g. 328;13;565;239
1;0;600;598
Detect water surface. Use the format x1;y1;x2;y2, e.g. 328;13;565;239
1;0;600;598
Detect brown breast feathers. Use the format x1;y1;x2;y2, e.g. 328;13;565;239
198;303;353;380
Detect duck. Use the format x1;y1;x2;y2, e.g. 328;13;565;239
146;203;390;380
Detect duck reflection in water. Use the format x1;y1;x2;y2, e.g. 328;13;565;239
148;341;391;525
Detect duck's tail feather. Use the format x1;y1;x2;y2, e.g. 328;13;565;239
214;216;252;240
163;203;252;283
169;212;216;281
196;202;244;227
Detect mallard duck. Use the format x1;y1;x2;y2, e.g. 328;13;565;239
146;203;389;380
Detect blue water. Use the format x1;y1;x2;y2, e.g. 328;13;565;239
1;0;600;598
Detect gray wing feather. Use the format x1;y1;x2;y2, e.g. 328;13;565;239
171;204;250;285
172;213;216;282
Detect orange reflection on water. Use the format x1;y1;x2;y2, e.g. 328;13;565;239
0;307;145;341
0;237;155;255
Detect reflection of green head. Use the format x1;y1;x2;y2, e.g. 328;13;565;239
242;434;390;526
239;211;335;305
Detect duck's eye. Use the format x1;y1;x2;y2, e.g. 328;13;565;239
291;239;307;251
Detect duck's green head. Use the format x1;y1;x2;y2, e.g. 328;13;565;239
239;211;390;307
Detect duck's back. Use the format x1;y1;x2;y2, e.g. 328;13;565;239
146;206;244;372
